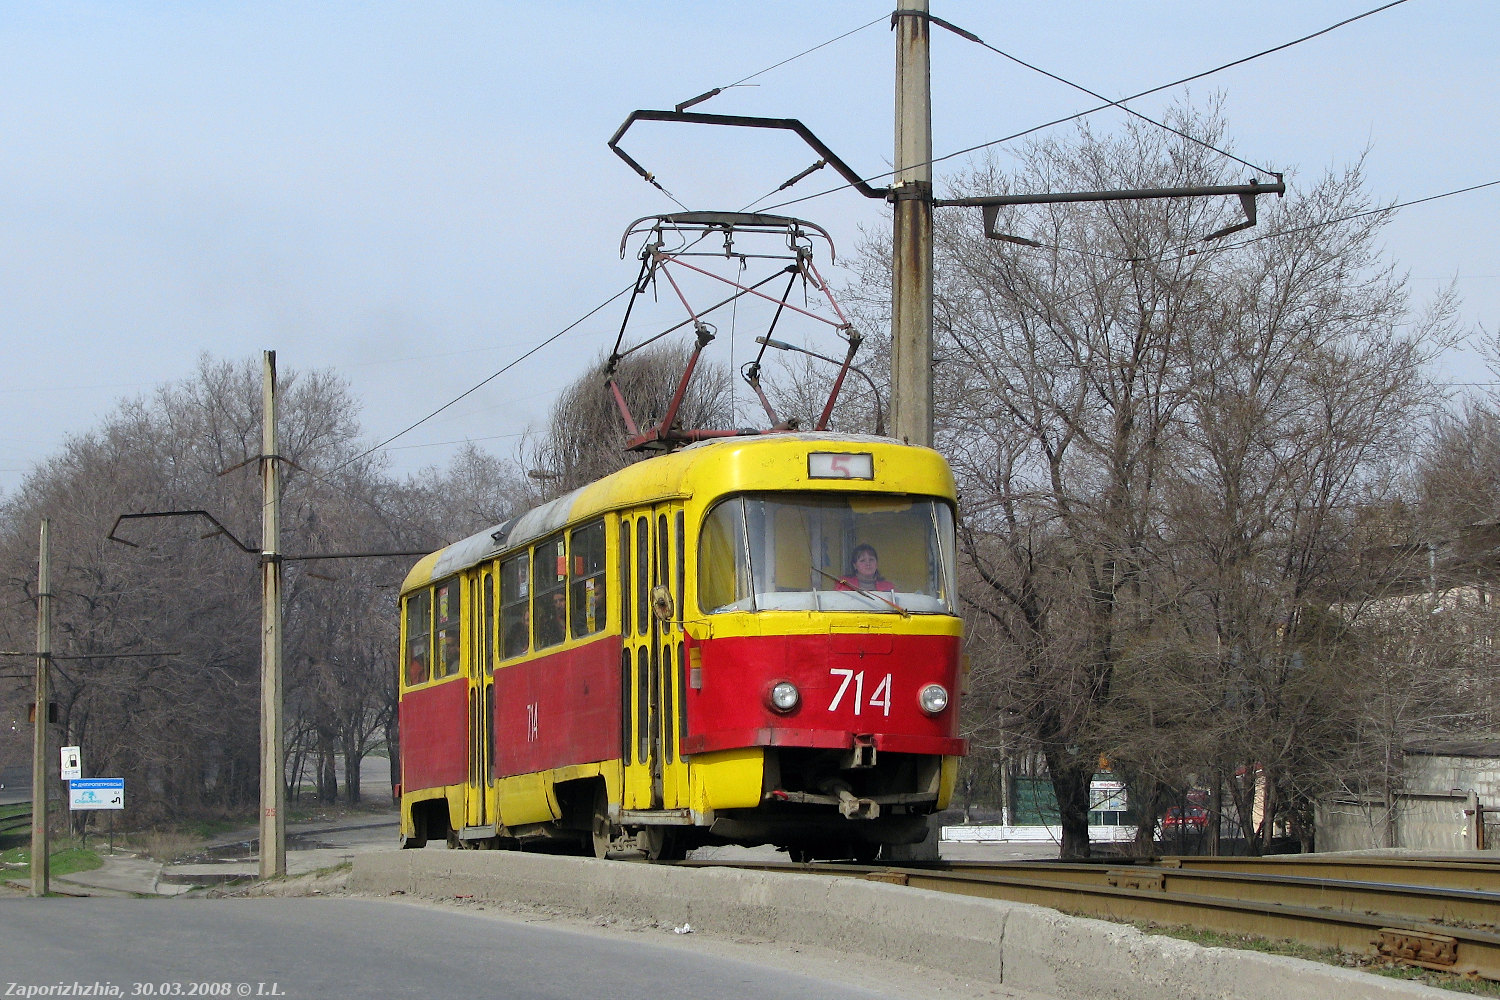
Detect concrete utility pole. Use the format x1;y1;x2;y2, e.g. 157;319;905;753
31;519;51;897
259;350;286;879
890;1;934;447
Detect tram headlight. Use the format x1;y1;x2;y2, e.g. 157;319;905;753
918;683;950;715
768;681;800;713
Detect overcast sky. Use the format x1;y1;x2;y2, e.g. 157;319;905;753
2;1;1495;498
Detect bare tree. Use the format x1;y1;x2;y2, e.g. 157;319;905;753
849;101;1454;856
1161;156;1453;851
0;355;419;821
524;343;734;498
398;442;530;543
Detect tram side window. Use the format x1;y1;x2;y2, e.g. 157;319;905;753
619;519;632;636
434;579;462;677
404;590;430;686
534;535;568;649
570;521;607;638
635;516;650;635
699;499;752;613
675;511;685;624
500;552;530;660
482;571;496;673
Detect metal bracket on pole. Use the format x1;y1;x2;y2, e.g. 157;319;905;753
108;510;259;553
940;176;1287;244
608;110;890;202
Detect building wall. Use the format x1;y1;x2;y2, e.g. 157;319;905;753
1316;752;1499;852
1404;753;1500;803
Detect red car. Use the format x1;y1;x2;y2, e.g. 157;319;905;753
1161;806;1209;831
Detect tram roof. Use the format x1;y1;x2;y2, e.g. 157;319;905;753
401;432;953;592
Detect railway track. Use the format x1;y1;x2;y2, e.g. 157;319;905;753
0;809;31;834
1102;853;1500;891
687;856;1500;981
0;808;32;847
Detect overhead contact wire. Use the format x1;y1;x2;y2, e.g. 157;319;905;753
946;23;1274;178
724;15;887;90
324;282;637;476
759;0;1416;215
1167;177;1500;259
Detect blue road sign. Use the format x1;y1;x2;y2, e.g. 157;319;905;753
69;777;125;811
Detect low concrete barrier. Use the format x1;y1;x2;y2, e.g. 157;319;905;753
351;851;1451;999
942;824;1136;844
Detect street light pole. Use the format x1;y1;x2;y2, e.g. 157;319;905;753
31;519;51;897
890;0;934;448
259;351;286;879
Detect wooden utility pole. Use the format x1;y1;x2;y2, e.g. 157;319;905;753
31;519;51;897
259;350;286;879
890;0;934;447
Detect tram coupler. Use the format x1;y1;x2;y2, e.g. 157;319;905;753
843;734;877;769
837;787;880;820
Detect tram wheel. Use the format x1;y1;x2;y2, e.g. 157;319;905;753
640;826;687;862
590;784;617;860
447;828;484;850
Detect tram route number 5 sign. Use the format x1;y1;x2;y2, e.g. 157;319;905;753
69;777;125;811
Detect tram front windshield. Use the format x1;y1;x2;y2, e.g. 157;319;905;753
699;493;956;615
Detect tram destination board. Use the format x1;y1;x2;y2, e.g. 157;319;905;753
69;777;124;811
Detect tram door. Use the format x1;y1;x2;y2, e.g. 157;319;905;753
622;513;655;809
621;506;688;811
465;568;496;829
654;505;689;809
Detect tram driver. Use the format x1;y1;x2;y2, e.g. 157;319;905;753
836;543;895;592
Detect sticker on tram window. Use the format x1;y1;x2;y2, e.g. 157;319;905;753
808;452;873;480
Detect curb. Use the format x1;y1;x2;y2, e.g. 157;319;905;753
350;851;1453;1000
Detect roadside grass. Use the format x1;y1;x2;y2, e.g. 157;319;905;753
1132;921;1500;997
285;797;397;825
106;795;393;861
0;839;103;884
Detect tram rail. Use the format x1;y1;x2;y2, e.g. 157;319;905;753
1104;853;1500;891
685;857;1500;981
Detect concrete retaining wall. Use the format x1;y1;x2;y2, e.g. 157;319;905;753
943;823;1136;844
1318;792;1494;853
351;851;1451;1000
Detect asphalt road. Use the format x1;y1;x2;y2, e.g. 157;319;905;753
0;897;974;1000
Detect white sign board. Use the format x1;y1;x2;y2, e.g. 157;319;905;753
60;746;81;781
69;777;124;811
1089;779;1128;811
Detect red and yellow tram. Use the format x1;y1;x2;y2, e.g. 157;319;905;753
397;432;965;860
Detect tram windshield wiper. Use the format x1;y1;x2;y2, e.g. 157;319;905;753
812;566;909;618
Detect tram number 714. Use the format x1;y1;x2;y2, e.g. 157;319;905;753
828;669;892;717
